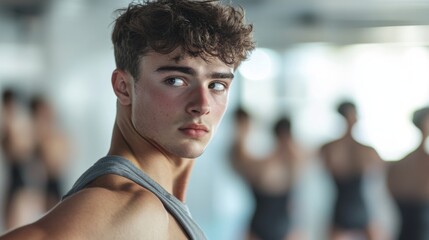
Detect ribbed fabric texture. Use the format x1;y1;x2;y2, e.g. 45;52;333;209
63;155;207;240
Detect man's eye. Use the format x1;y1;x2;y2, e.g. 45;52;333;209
165;77;185;86
209;82;227;91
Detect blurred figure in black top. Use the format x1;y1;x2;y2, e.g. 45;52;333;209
230;107;305;240
388;106;429;240
320;101;386;240
30;96;71;210
1;88;43;231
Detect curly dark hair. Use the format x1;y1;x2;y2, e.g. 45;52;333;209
112;0;255;79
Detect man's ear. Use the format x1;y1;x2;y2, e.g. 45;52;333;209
112;69;132;105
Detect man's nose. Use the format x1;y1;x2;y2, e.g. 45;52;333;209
186;86;211;116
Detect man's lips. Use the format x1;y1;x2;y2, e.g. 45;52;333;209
179;124;209;137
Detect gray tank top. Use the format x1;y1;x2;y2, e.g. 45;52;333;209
62;155;207;240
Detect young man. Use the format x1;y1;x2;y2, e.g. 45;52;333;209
0;0;255;239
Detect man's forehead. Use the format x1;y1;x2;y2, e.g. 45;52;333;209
144;47;230;67
143;47;187;61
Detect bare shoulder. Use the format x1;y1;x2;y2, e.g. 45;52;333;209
1;178;169;239
319;142;331;156
386;160;400;176
321;138;342;151
355;142;380;158
320;139;340;158
353;140;373;151
386;151;419;181
388;151;416;170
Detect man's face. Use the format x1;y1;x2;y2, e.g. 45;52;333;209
130;48;234;159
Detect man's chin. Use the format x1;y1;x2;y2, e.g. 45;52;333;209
178;146;207;159
182;151;205;159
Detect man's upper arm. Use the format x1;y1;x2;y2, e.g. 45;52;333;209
0;222;47;240
1;186;169;239
0;188;109;240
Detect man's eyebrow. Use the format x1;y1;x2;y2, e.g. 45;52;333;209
211;72;234;79
156;66;195;75
155;66;234;79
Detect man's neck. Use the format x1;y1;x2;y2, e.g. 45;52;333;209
108;121;195;202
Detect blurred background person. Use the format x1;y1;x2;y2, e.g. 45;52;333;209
387;106;429;240
29;95;71;210
0;88;44;231
230;107;306;240
320;101;386;240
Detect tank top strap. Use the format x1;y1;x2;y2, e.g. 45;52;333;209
62;155;207;240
